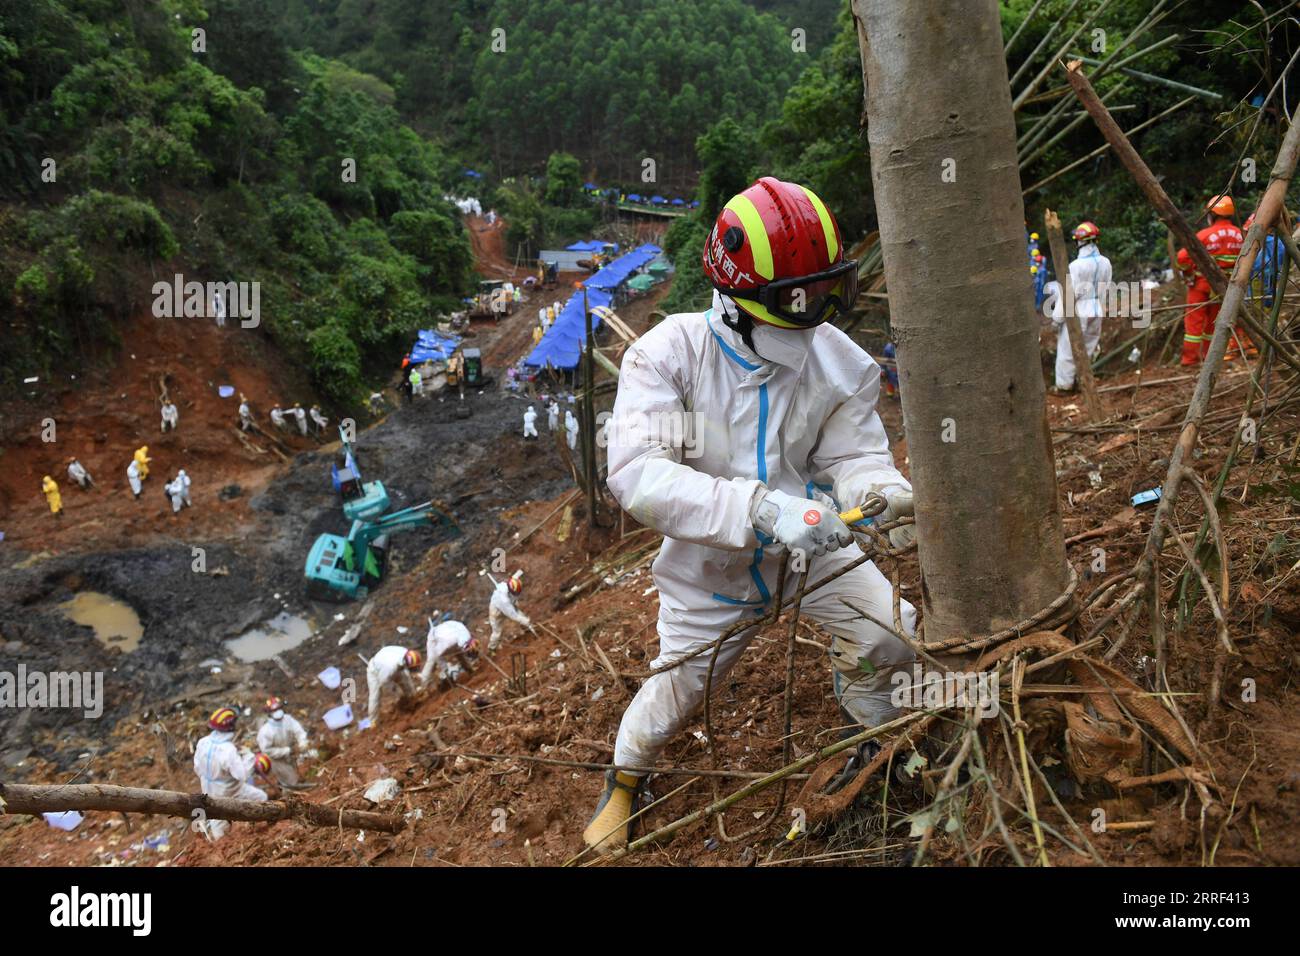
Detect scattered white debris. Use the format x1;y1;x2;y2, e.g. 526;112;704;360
364;778;400;803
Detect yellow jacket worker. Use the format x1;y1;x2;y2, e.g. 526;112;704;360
133;445;151;480
42;476;63;516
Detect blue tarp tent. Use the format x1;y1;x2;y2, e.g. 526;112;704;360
407;329;461;364
586;244;662;292
627;193;642;202
566;240;604;252
650;195;666;204
524;244;664;369
671;198;685;206
463;169;483;179
583;182;597;190
522;287;613;369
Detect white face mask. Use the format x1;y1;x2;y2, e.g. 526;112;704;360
718;293;814;366
271;710;284;721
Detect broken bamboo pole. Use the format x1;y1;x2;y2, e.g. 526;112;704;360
1044;209;1102;419
0;781;404;833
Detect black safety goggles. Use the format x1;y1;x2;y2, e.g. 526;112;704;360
722;258;860;328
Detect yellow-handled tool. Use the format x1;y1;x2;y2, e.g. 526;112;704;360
839;492;887;527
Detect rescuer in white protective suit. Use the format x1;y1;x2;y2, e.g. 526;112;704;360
1051;221;1112;392
488;576;531;652
193;707;269;840
418;617;478;687
523;404;539;439
256;696;310;786
583;177;918;854
365;645;421;728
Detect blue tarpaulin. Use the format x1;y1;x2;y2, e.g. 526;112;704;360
523;244;661;369
407;329;462;364
522;287;613;369
566;240;604;252
585;243;662;292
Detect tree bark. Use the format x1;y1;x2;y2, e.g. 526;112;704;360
853;0;1071;641
0;782;404;833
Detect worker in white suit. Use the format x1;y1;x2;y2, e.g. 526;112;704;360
488;576;531;652
1051;221;1112;392
565;409;579;450
67;457;93;490
365;646;421;728
256;696;310;786
211;289;226;328
547;400;561;431
290;403;308;436
523;404;539;439
309;404;329;435
418;618;477;687
127;458;143;499
160;400;178;432
583;177;917;854
193;707;268;839
238;394;254;431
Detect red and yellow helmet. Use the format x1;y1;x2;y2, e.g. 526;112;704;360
404;649;422;670
702;177;857;329
208;707;237;732
1208;195;1235;218
507;576;523;595
1071;221;1100;242
253;752;272;776
264;696;284;714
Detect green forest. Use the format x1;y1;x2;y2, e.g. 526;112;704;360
1;0;1294;398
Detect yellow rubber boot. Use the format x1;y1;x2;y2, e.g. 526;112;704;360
582;770;642;855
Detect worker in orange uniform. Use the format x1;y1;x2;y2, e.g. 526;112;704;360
1176;196;1248;364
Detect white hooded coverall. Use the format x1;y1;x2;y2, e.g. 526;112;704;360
488;582;531;651
547;402;560;431
419;620;474;685
239;401;253;430
257;711;309;784
193;730;266;839
68;460;91;489
366;645;417;726
161;402;178;432
523;406;539;438
292;407;308;435
1052;243;1112;389
166;478;185;513
565;411;579;450
606;292;917;772
310;407;328;433
127;460;142;497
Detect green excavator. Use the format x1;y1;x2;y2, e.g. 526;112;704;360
307;426;459;601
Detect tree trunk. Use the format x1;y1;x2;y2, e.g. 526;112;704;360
0;782;404;833
853;0;1071;641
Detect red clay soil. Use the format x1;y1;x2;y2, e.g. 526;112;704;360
0;314;327;552
3;283;1298;869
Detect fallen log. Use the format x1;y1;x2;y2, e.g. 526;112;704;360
0;782;404;833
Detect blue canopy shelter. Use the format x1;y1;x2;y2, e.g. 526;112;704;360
627;193;642;202
586;244;663;292
522;288;613;370
566;240;605;252
671;198;686;206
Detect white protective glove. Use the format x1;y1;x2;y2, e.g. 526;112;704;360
752;489;853;557
879;489;916;551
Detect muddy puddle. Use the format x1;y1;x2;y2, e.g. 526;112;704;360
225;611;316;662
57;592;145;652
